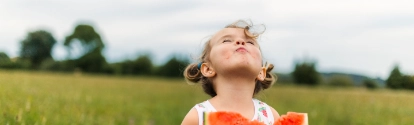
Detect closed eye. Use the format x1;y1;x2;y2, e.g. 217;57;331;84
223;39;232;43
247;41;254;45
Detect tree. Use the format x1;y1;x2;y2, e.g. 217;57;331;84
386;65;403;89
134;55;153;75
20;30;56;69
0;52;14;69
117;54;153;75
0;52;10;63
156;56;189;77
292;61;321;85
64;24;106;73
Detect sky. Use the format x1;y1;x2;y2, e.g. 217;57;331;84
0;0;413;79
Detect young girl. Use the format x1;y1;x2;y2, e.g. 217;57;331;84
181;20;280;125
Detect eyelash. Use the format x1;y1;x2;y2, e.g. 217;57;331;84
223;39;232;43
223;39;255;45
247;41;254;45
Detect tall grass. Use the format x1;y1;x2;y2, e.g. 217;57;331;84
1;70;413;125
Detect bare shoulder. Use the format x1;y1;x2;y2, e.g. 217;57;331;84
270;106;280;120
181;108;199;125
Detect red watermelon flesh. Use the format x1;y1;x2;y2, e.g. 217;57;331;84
204;111;308;125
274;112;308;125
204;111;265;125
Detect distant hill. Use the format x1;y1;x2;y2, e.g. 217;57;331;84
321;72;386;87
274;72;386;87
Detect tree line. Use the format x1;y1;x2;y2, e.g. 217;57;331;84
0;24;189;77
289;60;414;90
0;23;413;90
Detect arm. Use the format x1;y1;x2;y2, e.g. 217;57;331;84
271;107;280;120
181;108;199;125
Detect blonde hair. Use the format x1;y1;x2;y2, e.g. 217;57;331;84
183;20;276;97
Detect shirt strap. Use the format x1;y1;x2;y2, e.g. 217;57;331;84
254;99;275;123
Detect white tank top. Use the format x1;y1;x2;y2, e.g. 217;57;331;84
194;99;274;125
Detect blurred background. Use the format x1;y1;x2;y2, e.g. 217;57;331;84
1;0;414;124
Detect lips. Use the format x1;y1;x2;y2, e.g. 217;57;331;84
236;47;248;52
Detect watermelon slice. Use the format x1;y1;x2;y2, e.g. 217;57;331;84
204;111;265;125
274;112;308;125
203;111;308;125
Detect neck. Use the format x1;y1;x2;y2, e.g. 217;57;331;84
210;74;256;110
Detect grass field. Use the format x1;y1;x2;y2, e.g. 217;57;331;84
1;70;414;125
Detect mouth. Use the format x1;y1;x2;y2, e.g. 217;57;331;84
236;47;248;52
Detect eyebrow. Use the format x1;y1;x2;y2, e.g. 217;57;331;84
217;35;233;41
218;34;257;42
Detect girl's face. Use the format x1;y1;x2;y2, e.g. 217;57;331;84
208;28;263;76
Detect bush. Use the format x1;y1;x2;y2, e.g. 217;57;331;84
402;75;414;90
0;62;18;69
363;79;378;89
0;52;16;69
111;54;153;75
39;58;60;71
15;59;32;69
275;73;294;83
328;75;354;87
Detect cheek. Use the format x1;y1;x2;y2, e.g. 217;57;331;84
251;49;263;63
211;46;232;61
210;47;231;64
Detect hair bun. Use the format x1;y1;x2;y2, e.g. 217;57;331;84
184;63;202;83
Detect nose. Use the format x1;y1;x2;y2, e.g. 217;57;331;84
236;40;245;45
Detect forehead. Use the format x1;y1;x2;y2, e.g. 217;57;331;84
210;28;247;42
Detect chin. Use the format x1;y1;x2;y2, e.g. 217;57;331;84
226;62;261;75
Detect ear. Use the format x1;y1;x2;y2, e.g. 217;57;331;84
256;67;266;81
200;63;216;77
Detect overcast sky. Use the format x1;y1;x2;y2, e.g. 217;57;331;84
1;0;413;79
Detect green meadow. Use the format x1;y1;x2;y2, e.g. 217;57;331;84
1;70;414;125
